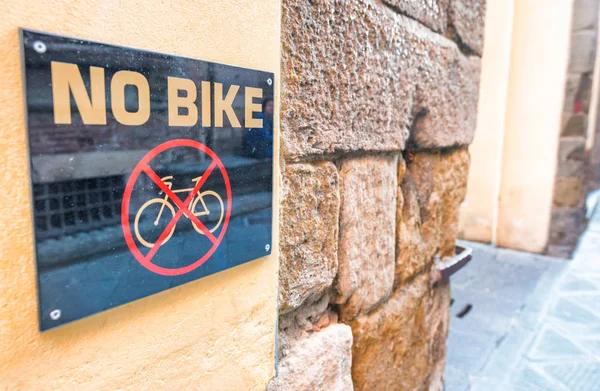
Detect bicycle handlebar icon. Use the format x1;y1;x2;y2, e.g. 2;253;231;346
133;175;224;248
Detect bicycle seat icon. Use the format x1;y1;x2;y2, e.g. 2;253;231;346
134;175;224;248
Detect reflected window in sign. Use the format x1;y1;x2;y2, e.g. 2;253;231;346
33;175;125;240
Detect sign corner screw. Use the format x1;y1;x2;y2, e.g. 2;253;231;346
267;78;272;86
33;40;47;54
49;309;61;320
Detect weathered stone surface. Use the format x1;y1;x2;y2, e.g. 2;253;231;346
349;275;450;391
553;177;585;208
281;0;482;159
557;137;586;177
396;169;428;286
591;130;600;189
383;0;448;32
549;207;587;247
547;245;574;259
278;294;337;357
563;74;581;114
334;156;398;321
268;324;354;391
572;0;600;31
437;149;471;256
410;55;481;150
448;0;486;56
564;73;593;115
578;73;594;113
562;114;587;137
568;30;597;73
395;149;470;286
279;162;339;313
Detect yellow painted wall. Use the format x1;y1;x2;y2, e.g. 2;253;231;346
0;1;280;389
459;0;514;244
496;0;573;252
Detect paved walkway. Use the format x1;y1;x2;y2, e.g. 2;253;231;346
446;203;600;390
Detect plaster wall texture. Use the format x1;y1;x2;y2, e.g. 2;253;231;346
0;0;280;389
272;0;485;389
458;0;514;244
496;0;573;253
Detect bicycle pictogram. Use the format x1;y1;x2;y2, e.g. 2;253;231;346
134;175;224;248
122;139;232;276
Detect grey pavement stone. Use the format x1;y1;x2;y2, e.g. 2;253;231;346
559;275;599;292
448;200;600;390
460;201;600;391
542;362;600;391
511;364;569;391
446;330;498;375
446;242;564;388
445;365;470;391
473;326;531;387
527;326;591;360
548;297;600;336
565;292;600;315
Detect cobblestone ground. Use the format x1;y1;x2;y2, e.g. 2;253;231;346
447;201;600;390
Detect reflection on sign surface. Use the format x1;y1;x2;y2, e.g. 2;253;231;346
21;30;274;331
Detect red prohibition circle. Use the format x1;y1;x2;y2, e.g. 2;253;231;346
121;139;232;276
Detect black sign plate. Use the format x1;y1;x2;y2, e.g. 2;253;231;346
21;30;274;331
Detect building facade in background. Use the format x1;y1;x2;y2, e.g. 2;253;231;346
460;0;600;258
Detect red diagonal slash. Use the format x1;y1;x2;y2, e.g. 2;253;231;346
141;161;219;262
122;139;233;277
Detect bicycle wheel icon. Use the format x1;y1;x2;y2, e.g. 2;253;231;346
134;199;176;248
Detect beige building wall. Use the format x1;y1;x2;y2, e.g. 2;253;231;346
496;0;573;252
459;0;514;243
0;1;280;389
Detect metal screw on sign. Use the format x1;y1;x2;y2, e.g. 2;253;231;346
49;309;61;320
265;244;271;252
33;41;47;54
267;78;272;86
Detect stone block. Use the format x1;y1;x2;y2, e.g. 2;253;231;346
396;173;428;286
579;73;594;113
281;0;482;159
349;276;450;391
549;207;587;247
562;114;587;137
438;149;471;256
334;155;398;321
572;0;600;31
547;245;574;259
568;30;597;73
268;324;354;391
557;137;586;177
279;162;339;313
448;0;487;56
410;55;481;150
563;74;581;113
383;0;448;32
278;294;333;346
553;177;585;208
396;148;470;286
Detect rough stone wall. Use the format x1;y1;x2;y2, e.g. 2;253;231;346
548;0;599;258
269;0;484;390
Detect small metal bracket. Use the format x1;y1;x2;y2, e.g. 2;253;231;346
430;245;473;286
